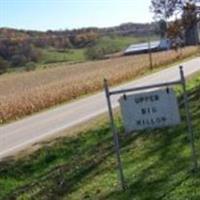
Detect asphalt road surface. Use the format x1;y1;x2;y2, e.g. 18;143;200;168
1;57;200;160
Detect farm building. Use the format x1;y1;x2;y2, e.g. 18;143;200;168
124;39;171;55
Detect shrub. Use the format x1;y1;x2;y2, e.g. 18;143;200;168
11;54;27;67
25;62;37;71
84;46;104;60
0;57;9;74
84;37;121;60
0;39;42;68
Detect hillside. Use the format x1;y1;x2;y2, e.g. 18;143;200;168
0;23;157;73
0;72;200;199
0;22;155;39
100;22;155;36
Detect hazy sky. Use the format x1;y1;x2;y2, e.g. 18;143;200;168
0;0;154;31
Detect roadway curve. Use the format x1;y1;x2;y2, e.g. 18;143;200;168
0;57;200;159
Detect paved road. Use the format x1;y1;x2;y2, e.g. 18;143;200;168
0;57;200;159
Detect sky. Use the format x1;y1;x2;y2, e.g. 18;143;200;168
0;0;154;31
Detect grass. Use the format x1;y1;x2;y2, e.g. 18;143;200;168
0;73;200;199
40;35;159;64
39;35;158;65
95;35;159;52
84;35;159;60
39;48;86;64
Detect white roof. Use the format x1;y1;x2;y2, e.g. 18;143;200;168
124;40;160;54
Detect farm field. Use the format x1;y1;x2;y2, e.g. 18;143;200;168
0;72;200;199
0;46;199;124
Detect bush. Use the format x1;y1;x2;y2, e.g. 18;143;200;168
0;39;42;69
84;46;105;60
0;57;9;74
29;48;42;62
25;62;37;71
11;54;27;67
84;37;121;60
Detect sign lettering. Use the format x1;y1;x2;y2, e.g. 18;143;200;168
119;89;181;133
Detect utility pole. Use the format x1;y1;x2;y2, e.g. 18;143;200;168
148;35;153;70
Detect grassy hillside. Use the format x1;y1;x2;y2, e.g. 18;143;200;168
92;35;158;52
84;35;159;60
38;35;158;65
0;73;200;199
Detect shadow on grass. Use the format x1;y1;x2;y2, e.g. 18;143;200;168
1;125;116;199
98;92;200;200
1;84;200;200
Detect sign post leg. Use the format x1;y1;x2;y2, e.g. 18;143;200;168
179;66;198;172
104;79;126;191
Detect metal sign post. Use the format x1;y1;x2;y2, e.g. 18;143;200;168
179;66;198;171
104;66;198;190
104;79;126;191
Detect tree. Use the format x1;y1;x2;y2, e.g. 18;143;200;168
150;0;178;20
0;38;42;68
11;54;27;67
151;0;198;19
167;19;184;49
151;0;200;45
182;2;199;45
85;46;104;60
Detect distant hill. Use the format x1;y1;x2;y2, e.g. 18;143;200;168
101;22;156;36
0;22;156;39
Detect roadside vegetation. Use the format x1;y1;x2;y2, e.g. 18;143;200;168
0;46;198;124
0;73;200;199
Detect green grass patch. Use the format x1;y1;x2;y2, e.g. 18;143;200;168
0;74;200;199
4;48;87;73
97;35;158;51
40;48;86;64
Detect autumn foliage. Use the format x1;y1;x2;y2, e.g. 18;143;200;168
0;28;99;71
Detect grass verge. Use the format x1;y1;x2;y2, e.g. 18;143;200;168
0;72;200;199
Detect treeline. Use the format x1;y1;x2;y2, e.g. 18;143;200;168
0;38;41;72
0;27;100;48
0;28;100;73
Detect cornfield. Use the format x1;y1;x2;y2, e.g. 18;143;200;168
0;46;198;124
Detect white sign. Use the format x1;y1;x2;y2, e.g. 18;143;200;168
119;88;181;133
